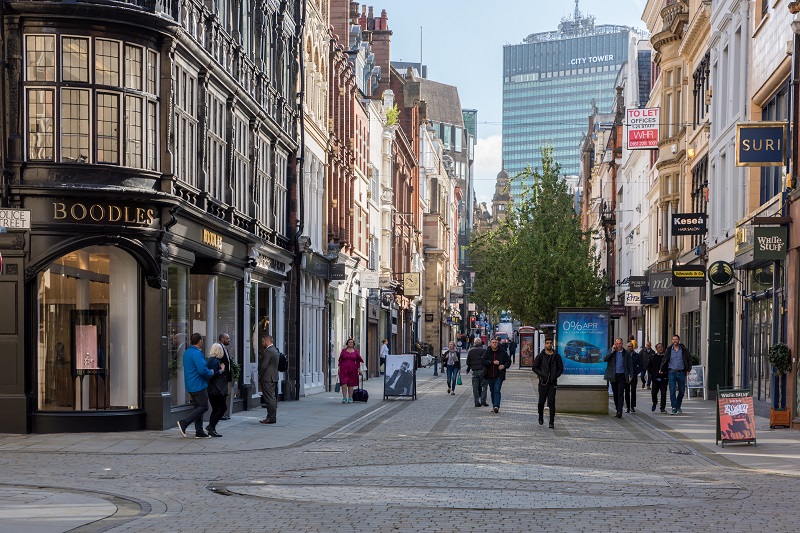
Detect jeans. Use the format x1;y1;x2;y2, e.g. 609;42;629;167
651;377;668;410
538;381;557;423
610;374;626;413
668;370;686;410
640;370;651;387
446;365;459;392
486;377;504;408
181;389;209;435
471;369;488;405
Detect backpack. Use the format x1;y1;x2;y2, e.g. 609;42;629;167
278;352;288;372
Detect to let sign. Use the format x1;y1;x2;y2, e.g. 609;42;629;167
735;121;786;167
753;226;788;261
626;107;659;149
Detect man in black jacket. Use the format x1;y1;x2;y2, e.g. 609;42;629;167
639;341;656;389
648;343;669;413
532;338;564;428
465;338;489;407
481;337;512;413
603;338;633;418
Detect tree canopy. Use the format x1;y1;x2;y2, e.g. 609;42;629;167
469;147;606;325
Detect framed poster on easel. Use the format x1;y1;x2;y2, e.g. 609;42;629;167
384;354;416;400
716;386;757;447
687;365;706;400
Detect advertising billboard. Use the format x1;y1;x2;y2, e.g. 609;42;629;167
626;107;659;149
556;309;609;376
716;389;756;446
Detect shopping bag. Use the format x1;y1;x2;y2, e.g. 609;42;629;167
456;373;462;386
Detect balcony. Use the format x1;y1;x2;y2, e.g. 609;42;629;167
651;0;689;54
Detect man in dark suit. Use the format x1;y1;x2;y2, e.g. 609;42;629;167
258;334;280;424
219;333;233;420
604;338;633;418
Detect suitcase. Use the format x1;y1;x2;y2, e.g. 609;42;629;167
352;376;369;403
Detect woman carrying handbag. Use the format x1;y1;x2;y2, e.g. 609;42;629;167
443;341;461;395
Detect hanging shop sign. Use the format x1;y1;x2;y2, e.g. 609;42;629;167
708;261;735;286
628;276;647;292
626;107;660;150
647;272;675;297
403;272;421;296
609;304;627;318
671;213;707;236
361;271;380;289
735;121;786;167
329;263;346;281
624;291;641;306
640;287;658;305
753;226;788;261
672;265;706;287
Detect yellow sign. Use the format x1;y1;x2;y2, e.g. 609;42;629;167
673;270;704;278
202;229;223;251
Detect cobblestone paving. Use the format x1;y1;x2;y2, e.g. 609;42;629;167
1;371;798;532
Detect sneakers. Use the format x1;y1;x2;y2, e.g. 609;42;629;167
347;398;353;403
631;407;636;413
195;432;212;439
677;408;682;414
177;421;187;438
493;407;499;413
651;404;656;412
450;391;455;395
671;408;677;415
625;408;630;413
205;427;222;438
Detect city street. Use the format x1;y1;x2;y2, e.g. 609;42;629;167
2;364;800;532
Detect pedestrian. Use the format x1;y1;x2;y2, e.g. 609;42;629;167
481;336;512;413
639;341;656;389
205;342;228;437
603;338;632;418
465;338;488;407
649;342;669;413
624;341;641;413
218;333;233;420
258;334;280;424
468;332;475;349
338;338;363;404
667;334;691;415
443;341;461;395
379;339;389;375
532;337;564;428
177;333;225;439
628;334;638;351
508;338;518;365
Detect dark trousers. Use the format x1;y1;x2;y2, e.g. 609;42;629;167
181;389;209;435
624;377;637;410
207;392;227;431
651;378;668;410
538;382;557;423
261;380;277;421
610;374;626;413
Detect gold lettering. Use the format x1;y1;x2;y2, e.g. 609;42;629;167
70;203;87;221
753;140;762;151
124;207;136;223
53;202;67;220
742;140;750;151
89;204;105;221
765;139;774;151
109;205;122;222
146;209;155;225
136;208;146;224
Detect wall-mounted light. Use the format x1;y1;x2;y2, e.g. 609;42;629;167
687;145;696;160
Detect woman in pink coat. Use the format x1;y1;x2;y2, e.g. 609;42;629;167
338;338;363;404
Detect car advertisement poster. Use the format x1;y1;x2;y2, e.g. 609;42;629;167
556;309;610;375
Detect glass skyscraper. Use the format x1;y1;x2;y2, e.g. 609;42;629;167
502;7;642;196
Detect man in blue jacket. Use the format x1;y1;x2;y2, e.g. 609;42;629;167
177;333;225;438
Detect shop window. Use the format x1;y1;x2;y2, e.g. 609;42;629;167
37;246;140;411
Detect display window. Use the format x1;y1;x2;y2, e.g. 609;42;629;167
37;246;140;411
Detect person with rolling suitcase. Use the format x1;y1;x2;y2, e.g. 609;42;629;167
352;375;369;402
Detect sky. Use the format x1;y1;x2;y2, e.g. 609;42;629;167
375;0;647;204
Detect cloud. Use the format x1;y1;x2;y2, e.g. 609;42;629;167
473;134;502;206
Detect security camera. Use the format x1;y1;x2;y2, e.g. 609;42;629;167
671;144;677;154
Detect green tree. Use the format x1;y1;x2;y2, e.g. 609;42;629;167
470;147;606;325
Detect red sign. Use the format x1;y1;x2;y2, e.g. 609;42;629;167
717;390;756;444
626;107;660;150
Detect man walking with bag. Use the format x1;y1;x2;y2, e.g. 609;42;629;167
532;337;563;428
466;338;488;407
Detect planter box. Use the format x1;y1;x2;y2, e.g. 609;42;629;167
770;407;791;429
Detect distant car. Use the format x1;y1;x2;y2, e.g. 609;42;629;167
563;340;602;363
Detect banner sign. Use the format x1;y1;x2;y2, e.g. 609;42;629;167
735;121;786;167
753;226;788;261
672;265;706;287
640;287;658;305
383;354;417;399
624;291;641;306
556;309;609;376
716;388;757;446
708;261;735;286
626;107;659;149
672;213;707;236
628;276;647;292
648;272;675;297
609;304;627;318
